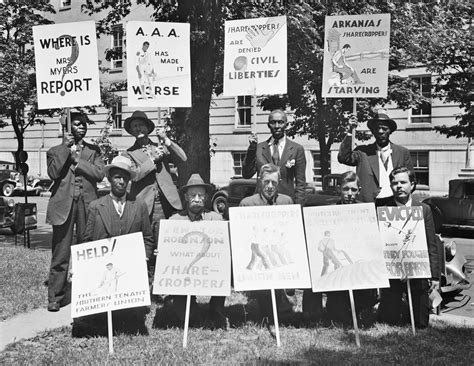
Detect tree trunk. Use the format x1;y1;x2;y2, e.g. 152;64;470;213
174;0;223;187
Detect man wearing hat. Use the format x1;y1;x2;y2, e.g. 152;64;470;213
123;111;187;227
155;173;229;329
46;112;105;312
338;110;413;203
72;155;154;336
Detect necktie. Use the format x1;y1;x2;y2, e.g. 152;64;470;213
272;139;280;165
381;149;389;169
117;200;123;217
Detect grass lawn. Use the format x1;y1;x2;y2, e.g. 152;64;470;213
1;246;473;364
0;246;50;320
1;313;473;364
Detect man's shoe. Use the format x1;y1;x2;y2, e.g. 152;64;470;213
48;302;60;312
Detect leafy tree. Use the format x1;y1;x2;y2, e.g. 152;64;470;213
0;0;56;168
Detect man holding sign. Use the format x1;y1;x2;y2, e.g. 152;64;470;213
72;156;153;336
46;112;105;312
377;167;441;328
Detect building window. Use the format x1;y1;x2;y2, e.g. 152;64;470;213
60;0;71;8
411;76;432;123
111;97;123;129
232;152;246;176
410;151;429;187
111;25;124;69
235;96;252;128
312;151;324;185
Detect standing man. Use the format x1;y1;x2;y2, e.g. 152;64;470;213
240;163;294;321
242;109;306;205
338;110;413;203
377;167;442;328
157;174;229;329
73;155;154;336
46;112;105;312
123;110;187;229
332;44;363;85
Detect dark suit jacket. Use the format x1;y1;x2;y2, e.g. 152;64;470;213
83;195;154;259
380;197;442;281
338;135;413;203
46;141;105;226
123;139;186;216
242;137;307;204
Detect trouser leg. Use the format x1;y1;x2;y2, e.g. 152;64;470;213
378;279;403;325
48;202;77;304
302;289;323;316
411;279;430;328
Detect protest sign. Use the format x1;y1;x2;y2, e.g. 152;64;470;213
71;232;150;318
33;21;101;109
229;205;311;291
377;206;431;279
126;21;191;107
223;16;287;96
322;14;390;98
304;203;390;292
153;220;231;296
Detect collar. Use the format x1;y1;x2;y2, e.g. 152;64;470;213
395;197;412;207
376;142;391;152
268;136;286;146
259;192;278;205
110;192;126;203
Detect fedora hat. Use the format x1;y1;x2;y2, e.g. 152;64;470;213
180;174;213;195
367;109;397;133
104;155;136;179
124;110;155;135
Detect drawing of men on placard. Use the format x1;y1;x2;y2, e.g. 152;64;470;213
246;226;272;270
136;41;156;99
318;230;343;276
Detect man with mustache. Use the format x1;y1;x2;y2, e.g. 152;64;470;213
46;112;105;312
377;167;441;328
242;109;307;205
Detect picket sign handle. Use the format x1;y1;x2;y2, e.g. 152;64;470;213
351;97;357;149
251;87;257;134
406;279;416;335
348;289;361;347
107;310;114;354
270;289;281;347
183;294;191;348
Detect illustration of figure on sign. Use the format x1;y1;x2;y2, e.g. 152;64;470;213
95;262;125;295
331;44;364;85
136;41;156;99
246;226;272;270
318;230;353;276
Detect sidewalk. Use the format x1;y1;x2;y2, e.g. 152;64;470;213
0;305;72;352
1;305;473;352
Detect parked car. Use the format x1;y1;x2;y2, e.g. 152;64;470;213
0;161;17;197
0;196;17;233
14;174;52;196
422;179;474;237
211;174;342;217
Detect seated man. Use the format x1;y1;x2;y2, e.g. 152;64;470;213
155;174;229;330
377;167;442;328
72;156;154;337
240;163;294;321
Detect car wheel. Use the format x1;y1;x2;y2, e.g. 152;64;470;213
212;195;228;215
2;183;14;197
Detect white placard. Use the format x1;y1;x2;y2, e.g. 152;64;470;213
223;16;287;96
33;21;101;108
126;21;191;107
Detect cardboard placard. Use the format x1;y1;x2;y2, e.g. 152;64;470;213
71;232;150;318
229;205;311;291
33;21;101;108
322;14;390;98
223;16;287;96
126;21;191;107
